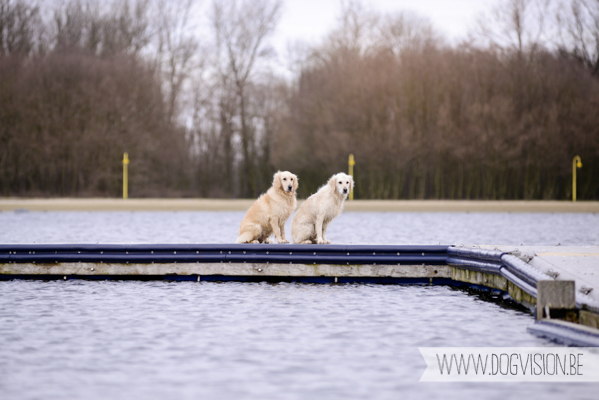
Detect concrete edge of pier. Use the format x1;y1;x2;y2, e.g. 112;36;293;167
1;243;598;346
1;198;599;212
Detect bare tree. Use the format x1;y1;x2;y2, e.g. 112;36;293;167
326;0;378;55
0;0;42;55
556;0;599;73
473;0;552;52
211;0;282;197
50;0;153;56
155;0;201;123
378;11;439;55
101;0;153;56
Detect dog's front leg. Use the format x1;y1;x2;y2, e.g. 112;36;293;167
322;221;331;244
315;215;326;244
270;217;288;244
279;223;289;243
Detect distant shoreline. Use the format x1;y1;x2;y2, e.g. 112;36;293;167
1;198;598;213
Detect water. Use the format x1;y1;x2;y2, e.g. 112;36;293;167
2;280;594;400
1;211;598;399
0;211;597;245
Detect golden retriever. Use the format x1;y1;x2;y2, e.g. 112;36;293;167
291;172;353;244
236;171;298;244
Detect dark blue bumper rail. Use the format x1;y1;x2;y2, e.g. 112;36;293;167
528;320;599;347
449;247;599;316
500;254;550;289
446;247;504;262
0;244;450;265
446;257;503;275
447;246;552;298
499;268;538;297
0;244;449;253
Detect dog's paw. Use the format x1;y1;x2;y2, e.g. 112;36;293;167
316;238;326;245
264;237;274;244
250;240;260;244
324;239;331;244
278;239;290;244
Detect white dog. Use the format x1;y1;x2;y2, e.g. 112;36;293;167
236;171;298;244
291;172;354;244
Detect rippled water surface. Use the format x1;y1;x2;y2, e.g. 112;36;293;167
2;281;595;400
1;211;598;245
1;211;598;399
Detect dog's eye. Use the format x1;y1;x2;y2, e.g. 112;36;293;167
283;178;287;181
291;178;293;181
338;182;342;184
346;181;349;184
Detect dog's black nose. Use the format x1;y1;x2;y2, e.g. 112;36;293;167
343;188;348;193
288;185;293;191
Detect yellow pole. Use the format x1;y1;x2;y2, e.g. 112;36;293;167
348;153;355;200
572;155;582;202
123;152;129;199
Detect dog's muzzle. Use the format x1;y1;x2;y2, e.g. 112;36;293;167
343;188;348;194
287;185;293;191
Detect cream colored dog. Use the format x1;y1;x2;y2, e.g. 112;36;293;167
291;172;354;244
236;171;298;244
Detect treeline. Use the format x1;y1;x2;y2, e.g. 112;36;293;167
279;4;599;199
0;0;190;196
1;0;598;199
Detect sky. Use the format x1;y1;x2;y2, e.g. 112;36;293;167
255;0;500;74
275;0;499;48
186;0;505;79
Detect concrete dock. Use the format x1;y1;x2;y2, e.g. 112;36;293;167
448;245;599;344
485;245;599;304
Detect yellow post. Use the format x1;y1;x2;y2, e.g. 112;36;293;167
348;153;355;200
123;152;129;199
572;155;582;202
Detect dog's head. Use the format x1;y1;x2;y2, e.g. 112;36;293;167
328;173;354;198
273;171;298;194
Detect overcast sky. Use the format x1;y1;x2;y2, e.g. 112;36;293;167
189;0;501;76
256;0;499;73
276;0;498;46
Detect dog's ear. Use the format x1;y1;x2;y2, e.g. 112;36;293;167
349;175;355;191
272;171;281;188
328;174;337;191
292;174;298;191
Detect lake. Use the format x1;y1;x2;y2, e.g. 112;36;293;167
1;211;598;399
